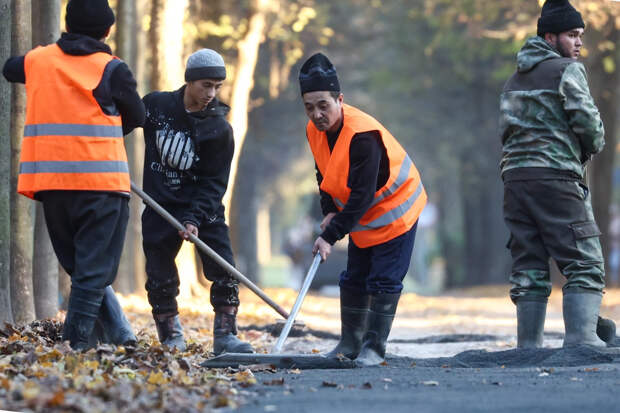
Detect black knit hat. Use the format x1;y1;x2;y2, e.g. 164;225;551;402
298;53;340;95
66;0;115;39
537;0;584;36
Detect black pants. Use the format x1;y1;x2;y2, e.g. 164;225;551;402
39;191;129;295
142;206;238;315
503;179;605;303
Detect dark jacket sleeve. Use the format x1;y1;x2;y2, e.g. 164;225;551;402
110;62;145;135
315;165;339;216
320;131;381;245
2;56;26;83
181;124;235;227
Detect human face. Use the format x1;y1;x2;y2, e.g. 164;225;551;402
185;79;223;110
302;91;343;133
546;28;584;59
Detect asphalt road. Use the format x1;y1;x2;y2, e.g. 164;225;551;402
236;346;620;413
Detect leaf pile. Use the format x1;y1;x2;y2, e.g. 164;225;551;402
0;319;272;412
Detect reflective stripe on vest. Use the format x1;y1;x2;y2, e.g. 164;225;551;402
24;123;123;138
18;44;128;199
20;161;129;174
352;181;424;232
307;104;427;248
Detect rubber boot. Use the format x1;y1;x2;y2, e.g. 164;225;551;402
88;286;137;347
63;287;104;351
355;293;400;367
154;312;186;351
213;306;254;355
597;316;616;344
325;289;370;359
562;291;606;348
516;297;547;348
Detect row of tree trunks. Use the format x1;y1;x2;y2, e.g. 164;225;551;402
0;0;13;324
31;0;61;319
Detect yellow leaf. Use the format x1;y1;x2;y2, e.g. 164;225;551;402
39;349;63;362
234;369;257;387
147;370;169;385
83;360;99;370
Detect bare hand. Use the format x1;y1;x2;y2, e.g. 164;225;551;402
179;223;199;240
320;212;337;231
312;236;332;261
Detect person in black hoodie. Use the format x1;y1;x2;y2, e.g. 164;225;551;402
2;0;144;350
141;49;253;354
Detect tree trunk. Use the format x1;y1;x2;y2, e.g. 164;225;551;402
229;147;259;281
587;26;619;287
10;0;35;325
115;0;143;294
149;0;187;91
0;0;13;324
224;0;269;213
58;264;70;311
31;0;61;319
225;0;270;284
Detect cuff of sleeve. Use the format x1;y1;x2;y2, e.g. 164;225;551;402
320;228;339;245
182;219;199;228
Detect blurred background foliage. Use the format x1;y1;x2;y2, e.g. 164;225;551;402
2;0;619;324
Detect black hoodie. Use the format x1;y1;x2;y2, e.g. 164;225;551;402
142;86;234;227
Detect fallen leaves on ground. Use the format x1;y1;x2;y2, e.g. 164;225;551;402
0;317;273;412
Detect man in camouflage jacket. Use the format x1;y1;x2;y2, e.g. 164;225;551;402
500;0;615;349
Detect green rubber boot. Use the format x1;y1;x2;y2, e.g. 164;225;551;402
355;293;400;367
562;291;606;348
326;289;370;359
516;297;547;348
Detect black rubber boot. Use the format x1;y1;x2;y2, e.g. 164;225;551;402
355;293;400;367
213;306;254;355
325;289;370;359
597;316;616;344
63;287;104;351
154;312;186;351
562;291;606;348
88;286;137;347
516;297;547;348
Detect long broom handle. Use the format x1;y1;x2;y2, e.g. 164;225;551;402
130;181;290;320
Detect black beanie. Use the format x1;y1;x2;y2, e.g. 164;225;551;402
537;0;584;36
298;53;340;95
66;0;115;39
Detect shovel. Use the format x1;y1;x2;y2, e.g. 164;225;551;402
201;254;355;369
130;181;290;319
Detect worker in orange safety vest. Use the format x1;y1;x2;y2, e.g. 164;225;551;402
2;0;144;350
299;53;427;366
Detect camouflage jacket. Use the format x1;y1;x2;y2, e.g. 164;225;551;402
499;36;605;178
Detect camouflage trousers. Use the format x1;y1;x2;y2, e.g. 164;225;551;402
503;178;605;303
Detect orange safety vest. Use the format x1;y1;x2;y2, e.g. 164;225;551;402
307;104;427;248
18;44;129;199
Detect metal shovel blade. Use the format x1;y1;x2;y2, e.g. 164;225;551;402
201;353;355;369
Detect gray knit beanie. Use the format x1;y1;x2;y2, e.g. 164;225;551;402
185;49;226;82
